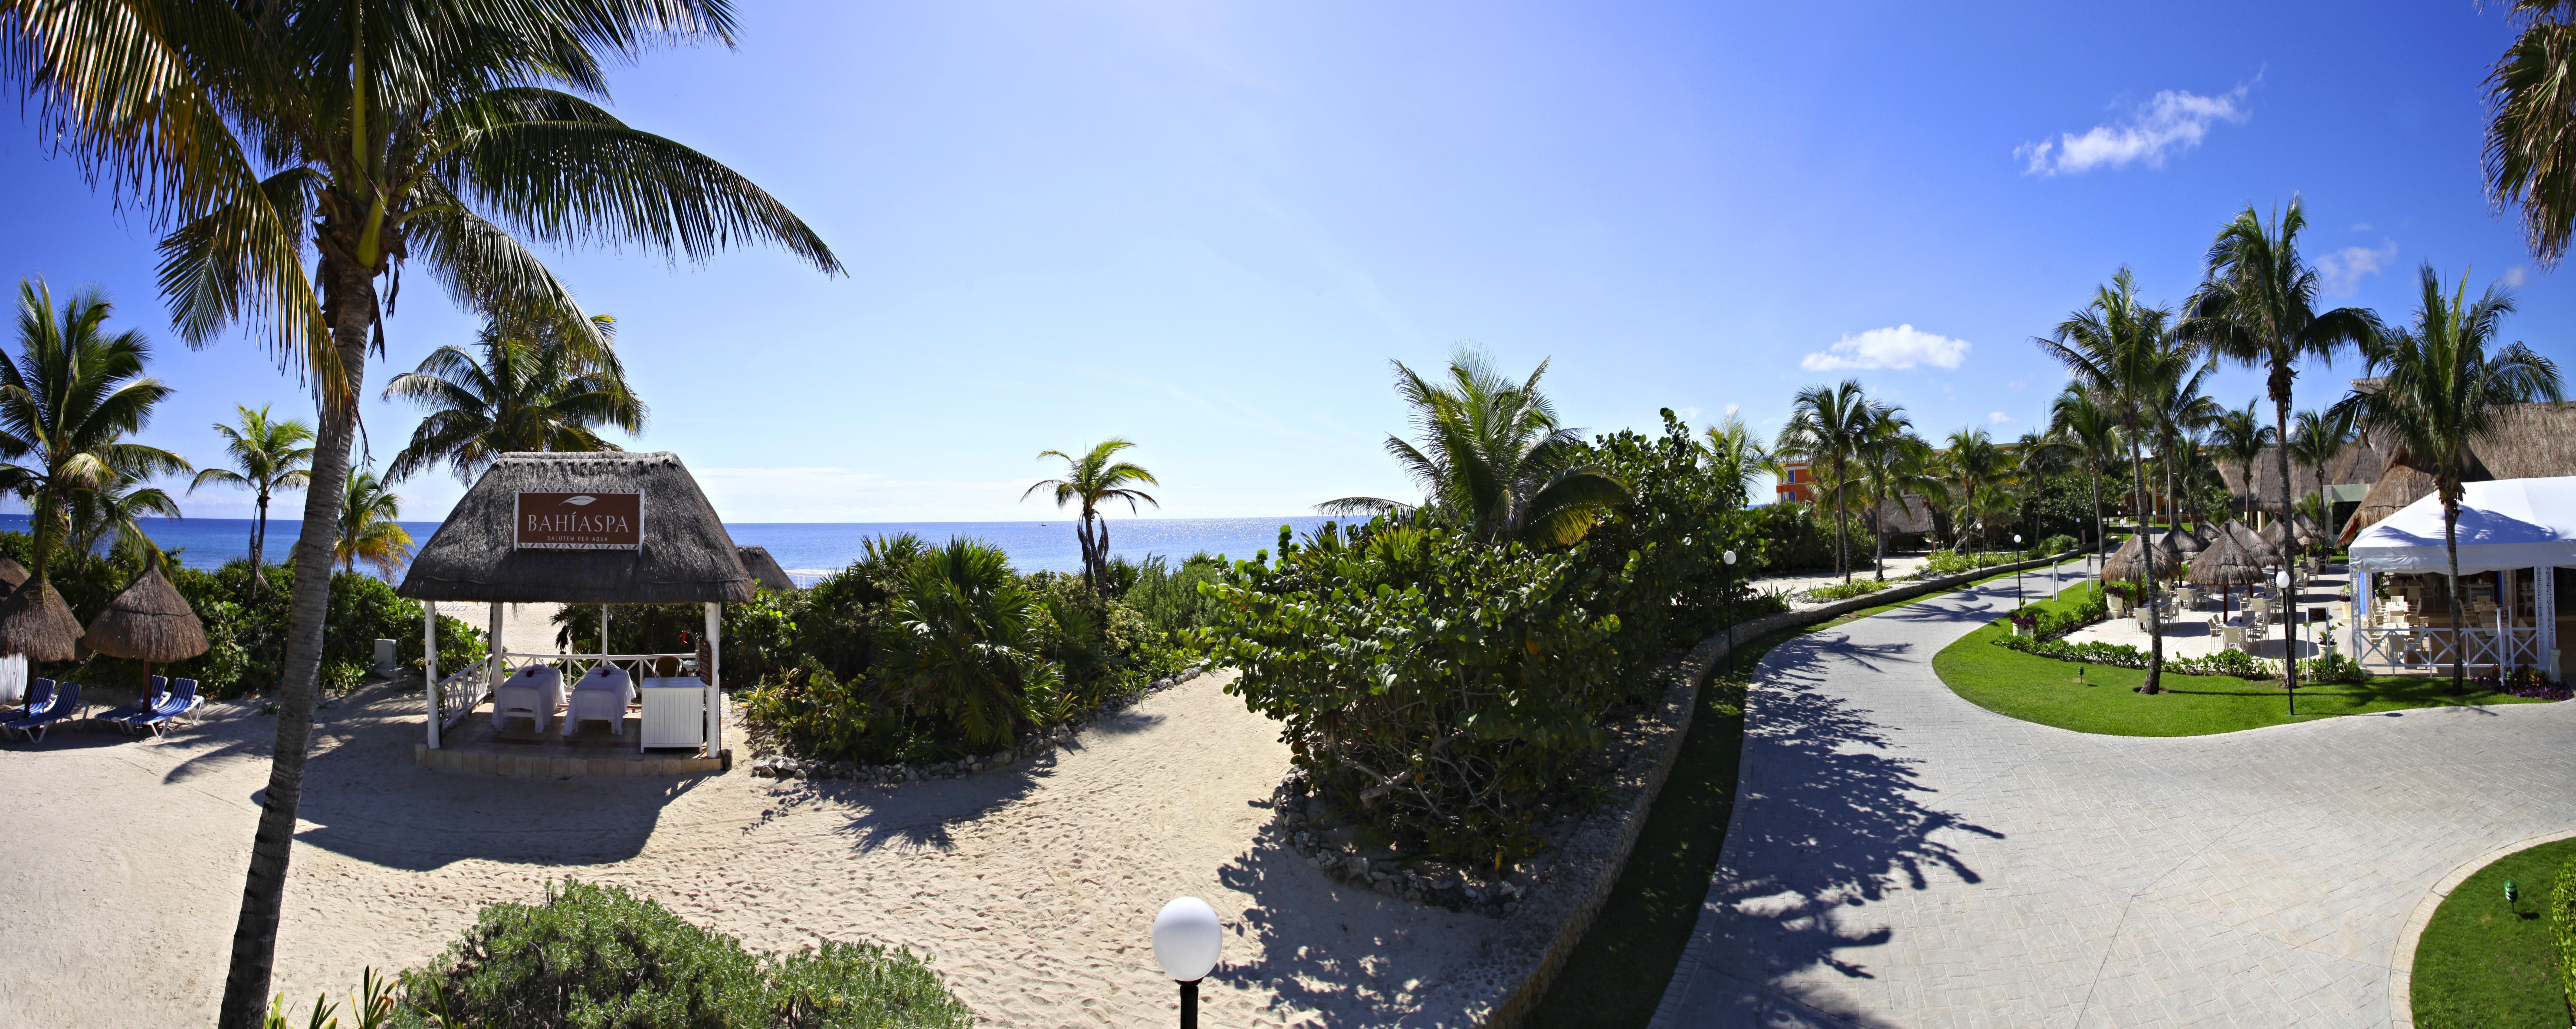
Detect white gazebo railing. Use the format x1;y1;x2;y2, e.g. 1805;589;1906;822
2354;625;2547;674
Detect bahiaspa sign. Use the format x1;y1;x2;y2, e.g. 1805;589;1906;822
515;490;643;550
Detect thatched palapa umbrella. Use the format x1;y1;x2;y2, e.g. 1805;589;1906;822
84;550;207;693
2170;524;2208;556
2186;530;2265;619
0;554;29;591
2103;532;2180;583
735;546;798;592
2229;520;2282;568
0;574;84;663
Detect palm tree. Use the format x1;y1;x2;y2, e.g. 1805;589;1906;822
1025;439;1159;596
2288;407;2355;526
2039;268;2181;692
65;469;183;565
1941;428;2017;549
334;469;413;577
2047;385;2121;564
1703;411;1779;496
1319;351;1632;548
0;281;190;583
2333;264;2564;694
1776;380;1880;581
382;312;643;483
2145;357;2218;530
0;8;839;1018
2207;398;2276;521
2486;1;2576;266
188;404;313;595
2186;201;2381;700
1832;412;1940;580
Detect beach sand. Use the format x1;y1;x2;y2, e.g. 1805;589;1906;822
0;670;1498;1026
432;599;570;656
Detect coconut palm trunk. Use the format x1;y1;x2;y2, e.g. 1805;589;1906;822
2270;390;2301;696
2130;433;2163;692
2090;470;2104;566
220;282;366;1024
2443;489;2467;694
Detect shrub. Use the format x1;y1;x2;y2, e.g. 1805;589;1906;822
1116;553;1230;640
386;880;973;1029
2169;648;2275;679
1918;550;2021;579
1803;579;1886;601
1203;411;1761;863
2033;533;2079;557
2557;858;2576;1020
2300;651;2372;685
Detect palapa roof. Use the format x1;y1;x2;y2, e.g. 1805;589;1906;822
2186;530;2266;587
2330;402;2576;541
397;452;756;604
2217;438;2398;513
83;551;207;662
736;546;798;592
2103;532;2181;582
1864;494;1943;536
2338;453;2495;546
2226;520;2285;567
0;555;28;589
0;578;84;661
2170;525;2207;555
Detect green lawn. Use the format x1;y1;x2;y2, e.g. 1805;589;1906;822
1933;582;2549;737
2412;836;2576;1028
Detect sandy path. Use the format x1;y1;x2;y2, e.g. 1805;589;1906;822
432;599;569;655
1;671;1497;1026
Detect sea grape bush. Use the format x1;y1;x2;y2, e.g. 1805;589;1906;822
1992;632;2288;680
1200;412;1763;863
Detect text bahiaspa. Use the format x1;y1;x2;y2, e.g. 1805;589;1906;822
514;490;643;550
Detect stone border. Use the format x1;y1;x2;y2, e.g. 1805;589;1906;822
2386;830;2576;1028
1459;552;2078;1028
413;742;727;778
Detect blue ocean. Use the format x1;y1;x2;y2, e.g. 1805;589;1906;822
0;513;1339;578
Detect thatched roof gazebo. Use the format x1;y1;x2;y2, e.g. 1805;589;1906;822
2229;520;2284;568
398;452;753;758
0;576;83;662
84;550;206;691
2170;524;2208;556
735;546;797;592
0;555;31;591
2103;532;2180;582
2187;531;2265;588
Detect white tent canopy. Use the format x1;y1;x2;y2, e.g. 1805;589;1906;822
2348;476;2576;573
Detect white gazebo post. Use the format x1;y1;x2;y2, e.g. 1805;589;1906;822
489;601;506;691
423;603;440;749
600;604;611;672
2540;565;2560;682
703;602;723;757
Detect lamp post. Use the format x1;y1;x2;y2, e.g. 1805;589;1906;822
1722;550;1739;650
1154;896;1222;1029
2013;535;2024;610
2279;568;2296;715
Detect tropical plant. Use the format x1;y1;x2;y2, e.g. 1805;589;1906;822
382;312;642;483
1703;410;1778;495
2333;264;2564;694
2144;355;2218;530
1023;438;1159;597
1940;427;2018;549
1318;351;1631;548
1775;379;1881;580
334;470;413;577
2206;398;2276;520
2047;384;2122;563
2038;268;2183;692
882;538;1044;749
64;469;183;564
2486;0;2576;266
189;405;313;596
1830;410;1939;580
0;5;840;1012
2289;406;2355;515
0;280;190;581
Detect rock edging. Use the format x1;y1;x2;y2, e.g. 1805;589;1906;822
1462;551;2076;1028
746;664;1210;783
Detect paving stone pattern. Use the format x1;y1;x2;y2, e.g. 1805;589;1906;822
1652;560;2576;1028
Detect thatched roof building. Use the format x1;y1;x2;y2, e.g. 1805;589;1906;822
83;551;206;662
0;578;83;661
2330;402;2576;543
736;546;797;592
397;452;755;605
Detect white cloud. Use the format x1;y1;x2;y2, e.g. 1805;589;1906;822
1799;324;1971;372
2503;266;2531;288
1988;411;2016;425
2017;86;2251;176
2316;240;2398;296
2351;222;2373;231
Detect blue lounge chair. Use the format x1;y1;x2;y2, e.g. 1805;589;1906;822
129;678;198;738
2;681;81;742
0;678;52;723
96;675;168;730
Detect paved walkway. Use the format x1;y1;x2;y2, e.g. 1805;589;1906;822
1653;559;2576;1028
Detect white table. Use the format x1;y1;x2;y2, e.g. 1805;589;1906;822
637;677;704;751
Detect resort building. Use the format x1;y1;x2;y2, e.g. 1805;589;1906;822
1773;458;1815;503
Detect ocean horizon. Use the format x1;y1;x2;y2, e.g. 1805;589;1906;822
0;513;1340;578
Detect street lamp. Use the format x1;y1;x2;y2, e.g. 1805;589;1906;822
2013;535;2024;609
1154;896;1222;1029
2279;567;2296;715
1722;550;1739;649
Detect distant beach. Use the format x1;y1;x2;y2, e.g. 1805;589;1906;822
0;513;1340;577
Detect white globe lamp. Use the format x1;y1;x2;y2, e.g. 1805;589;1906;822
1154;896;1222;1027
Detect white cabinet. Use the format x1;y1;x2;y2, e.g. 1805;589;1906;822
637;678;704;751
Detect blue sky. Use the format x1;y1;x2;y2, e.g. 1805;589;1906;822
0;0;2561;522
